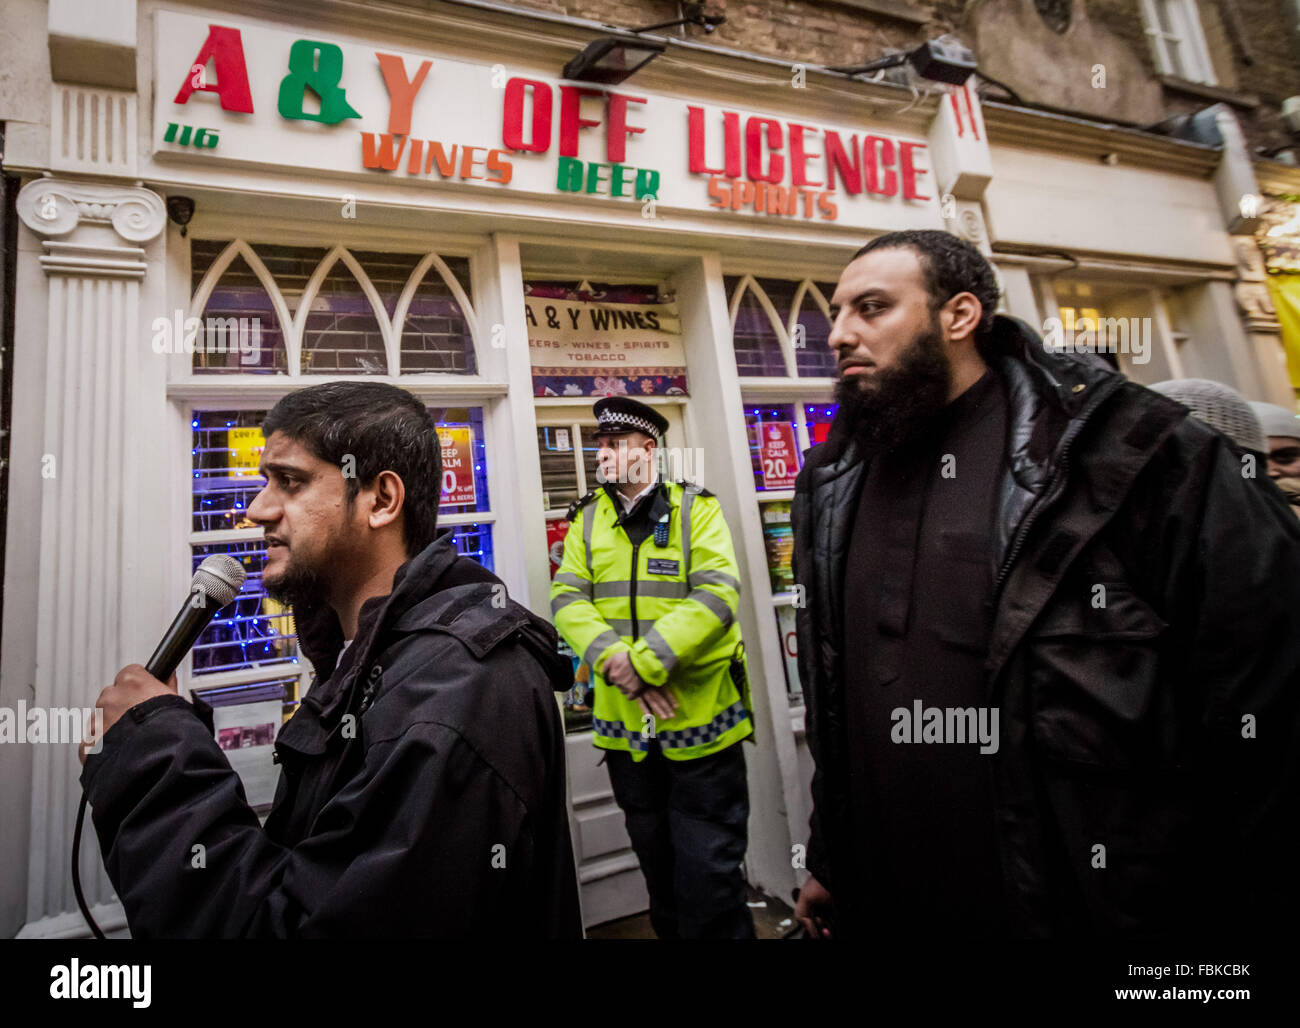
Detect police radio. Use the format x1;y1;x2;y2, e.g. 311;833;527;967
653;514;670;547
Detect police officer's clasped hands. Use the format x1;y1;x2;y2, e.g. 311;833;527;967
603;650;677;719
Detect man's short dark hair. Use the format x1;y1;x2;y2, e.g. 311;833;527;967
853;230;1001;350
262;382;442;557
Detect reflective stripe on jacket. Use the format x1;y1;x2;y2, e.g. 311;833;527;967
550;481;752;761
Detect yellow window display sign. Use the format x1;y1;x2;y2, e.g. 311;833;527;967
1267;273;1300;391
228;427;266;477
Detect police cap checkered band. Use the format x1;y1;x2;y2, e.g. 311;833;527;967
597;410;659;436
592;397;669;437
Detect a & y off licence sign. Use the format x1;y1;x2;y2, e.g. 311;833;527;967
152;9;941;231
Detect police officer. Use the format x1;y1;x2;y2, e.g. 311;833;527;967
550;397;755;939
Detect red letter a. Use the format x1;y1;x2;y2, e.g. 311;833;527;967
173;25;254;114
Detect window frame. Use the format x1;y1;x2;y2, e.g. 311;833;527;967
726;273;840;383
181;396;501;703
168;224;506;401
536;417;599;523
1140;0;1218;85
173;225;508;705
723;268;841;711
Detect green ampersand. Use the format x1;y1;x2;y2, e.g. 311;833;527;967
277;40;362;124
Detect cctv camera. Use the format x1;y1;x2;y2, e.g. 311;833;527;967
166;195;195;237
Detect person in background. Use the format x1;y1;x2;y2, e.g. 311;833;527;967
1149;378;1265;452
792;229;1300;940
1251;400;1300;518
550;396;755;939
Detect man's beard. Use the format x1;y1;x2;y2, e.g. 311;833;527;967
263;549;331;608
831;315;952;456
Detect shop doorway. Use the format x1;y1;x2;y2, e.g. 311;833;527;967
1035;275;1193;384
534;400;686;928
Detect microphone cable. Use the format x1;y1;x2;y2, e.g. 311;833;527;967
70;553;245;939
73;793;106;939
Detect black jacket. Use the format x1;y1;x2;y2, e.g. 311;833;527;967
793;314;1300;938
81;535;583;938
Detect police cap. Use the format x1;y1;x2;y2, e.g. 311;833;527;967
592;396;668;439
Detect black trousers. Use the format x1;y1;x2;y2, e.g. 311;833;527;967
605;740;755;939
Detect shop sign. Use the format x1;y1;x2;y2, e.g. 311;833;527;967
527;295;686;396
228;427;265;477
756;421;798;489
212;699;282;807
154;9;939;232
438;427;476;507
546;520;570;578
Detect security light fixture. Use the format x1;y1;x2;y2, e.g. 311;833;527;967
829;39;978;86
563;36;668;85
563;3;724;85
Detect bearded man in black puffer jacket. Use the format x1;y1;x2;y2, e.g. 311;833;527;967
792;230;1300;941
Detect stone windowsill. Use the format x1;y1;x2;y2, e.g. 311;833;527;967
1158;74;1260;110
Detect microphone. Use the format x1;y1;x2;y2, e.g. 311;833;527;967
75;553;247;938
145;555;247;681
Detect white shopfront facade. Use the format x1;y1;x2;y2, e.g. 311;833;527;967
2;0;1273;937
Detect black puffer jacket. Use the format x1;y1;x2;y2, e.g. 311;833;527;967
793;314;1300;938
82;534;583;938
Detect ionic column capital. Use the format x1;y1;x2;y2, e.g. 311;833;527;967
17;177;165;245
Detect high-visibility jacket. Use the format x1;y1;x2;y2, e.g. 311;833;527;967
549;481;753;761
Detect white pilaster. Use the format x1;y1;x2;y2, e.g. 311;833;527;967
15;178;166;930
674;253;798;904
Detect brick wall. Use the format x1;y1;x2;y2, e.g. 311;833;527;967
1087;0;1154;69
504;0;938;66
1235;0;1300;151
500;0;1296;150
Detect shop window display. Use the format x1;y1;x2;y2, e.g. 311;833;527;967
727;275;788;377
793;282;840;378
725;275;839;379
185;239;488;725
300;257;389;374
187;245;289;375
729;275;840;705
189;406;495;722
189;240;476;377
536;419;605;733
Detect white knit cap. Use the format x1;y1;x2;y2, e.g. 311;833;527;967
1151;379;1266;451
1249;401;1300;443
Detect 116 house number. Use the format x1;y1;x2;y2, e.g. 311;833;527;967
163;123;219;149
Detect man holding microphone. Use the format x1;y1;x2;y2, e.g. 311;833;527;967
78;382;582;938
